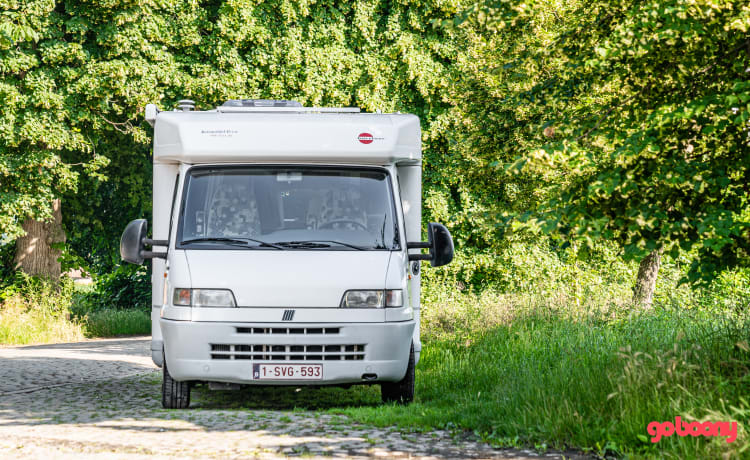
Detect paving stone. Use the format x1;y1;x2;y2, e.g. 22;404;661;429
0;337;155;395
0;338;591;459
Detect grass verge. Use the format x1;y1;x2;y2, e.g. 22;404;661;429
0;275;150;345
0;300;85;345
0;275;85;345
339;300;750;459
78;308;151;337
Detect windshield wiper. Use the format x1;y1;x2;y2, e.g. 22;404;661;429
180;237;285;250
275;240;366;251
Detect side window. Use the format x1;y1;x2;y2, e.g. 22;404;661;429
167;174;180;243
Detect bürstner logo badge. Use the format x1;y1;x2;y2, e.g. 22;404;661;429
357;133;374;144
282;310;295;321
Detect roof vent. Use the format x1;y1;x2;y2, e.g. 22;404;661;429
222;99;302;108
177;99;195;111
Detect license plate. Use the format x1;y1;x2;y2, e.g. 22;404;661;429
252;363;323;380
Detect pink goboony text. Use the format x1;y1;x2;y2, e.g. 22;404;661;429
647;417;738;443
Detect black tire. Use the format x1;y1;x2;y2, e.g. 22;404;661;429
381;342;415;404
162;352;190;409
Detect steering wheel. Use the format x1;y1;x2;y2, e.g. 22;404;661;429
318;220;368;230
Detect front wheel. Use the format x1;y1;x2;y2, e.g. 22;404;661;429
381;342;415;404
162;352;190;409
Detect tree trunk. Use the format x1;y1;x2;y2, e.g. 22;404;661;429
632;248;662;308
14;199;66;280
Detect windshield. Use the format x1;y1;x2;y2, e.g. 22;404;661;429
178;167;400;250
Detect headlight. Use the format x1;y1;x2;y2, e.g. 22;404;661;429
340;290;403;308
341;290;383;308
173;288;236;307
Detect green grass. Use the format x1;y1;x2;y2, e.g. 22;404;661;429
70;282;151;337
0;275;150;344
336;309;750;459
78;308;151;337
0;275;85;345
0;301;85;345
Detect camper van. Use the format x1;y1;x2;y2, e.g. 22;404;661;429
120;99;454;409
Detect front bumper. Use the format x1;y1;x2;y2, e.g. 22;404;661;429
160;319;415;385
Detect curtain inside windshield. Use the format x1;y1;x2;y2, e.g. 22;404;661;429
180;168;399;250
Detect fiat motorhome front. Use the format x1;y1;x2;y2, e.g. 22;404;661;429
120;99;454;408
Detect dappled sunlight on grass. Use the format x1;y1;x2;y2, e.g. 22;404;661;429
0;275;151;344
0;299;85;345
0;278;85;345
341;298;750;458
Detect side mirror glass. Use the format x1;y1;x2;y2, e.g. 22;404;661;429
427;222;454;267
120;219;148;265
407;222;454;267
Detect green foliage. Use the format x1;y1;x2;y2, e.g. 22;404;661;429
423;237;637;295
0;240;15;284
79;308;150;337
63;135;153;273
0;272;150;343
3;0;747;290
70;281;152;337
82;264;151;311
338;282;750;458
454;0;750;283
1;0;478;279
0;271;74;315
0;273;85;344
0;0;110;243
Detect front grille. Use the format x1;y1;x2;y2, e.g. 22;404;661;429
210;343;365;361
236;327;340;335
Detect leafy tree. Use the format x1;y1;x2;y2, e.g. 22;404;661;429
1;0;470;280
454;0;750;304
0;0;108;278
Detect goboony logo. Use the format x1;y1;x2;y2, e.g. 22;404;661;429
647;417;738;443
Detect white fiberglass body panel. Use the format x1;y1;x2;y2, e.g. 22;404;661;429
183;250;392;308
153;112;421;165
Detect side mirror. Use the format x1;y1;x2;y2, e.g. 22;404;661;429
120;219;167;265
407;222;454;267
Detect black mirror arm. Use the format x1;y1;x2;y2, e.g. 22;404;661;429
407;241;432;261
141;237;168;259
144;238;168;247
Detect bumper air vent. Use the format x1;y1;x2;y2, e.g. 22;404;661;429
209;344;365;361
235;327;340;335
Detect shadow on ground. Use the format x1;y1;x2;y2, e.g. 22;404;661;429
0;372;558;459
193;380;382;410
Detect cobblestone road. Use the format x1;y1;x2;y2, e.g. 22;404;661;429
0;338;587;459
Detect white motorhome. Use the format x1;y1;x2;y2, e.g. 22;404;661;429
120;99;454;408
